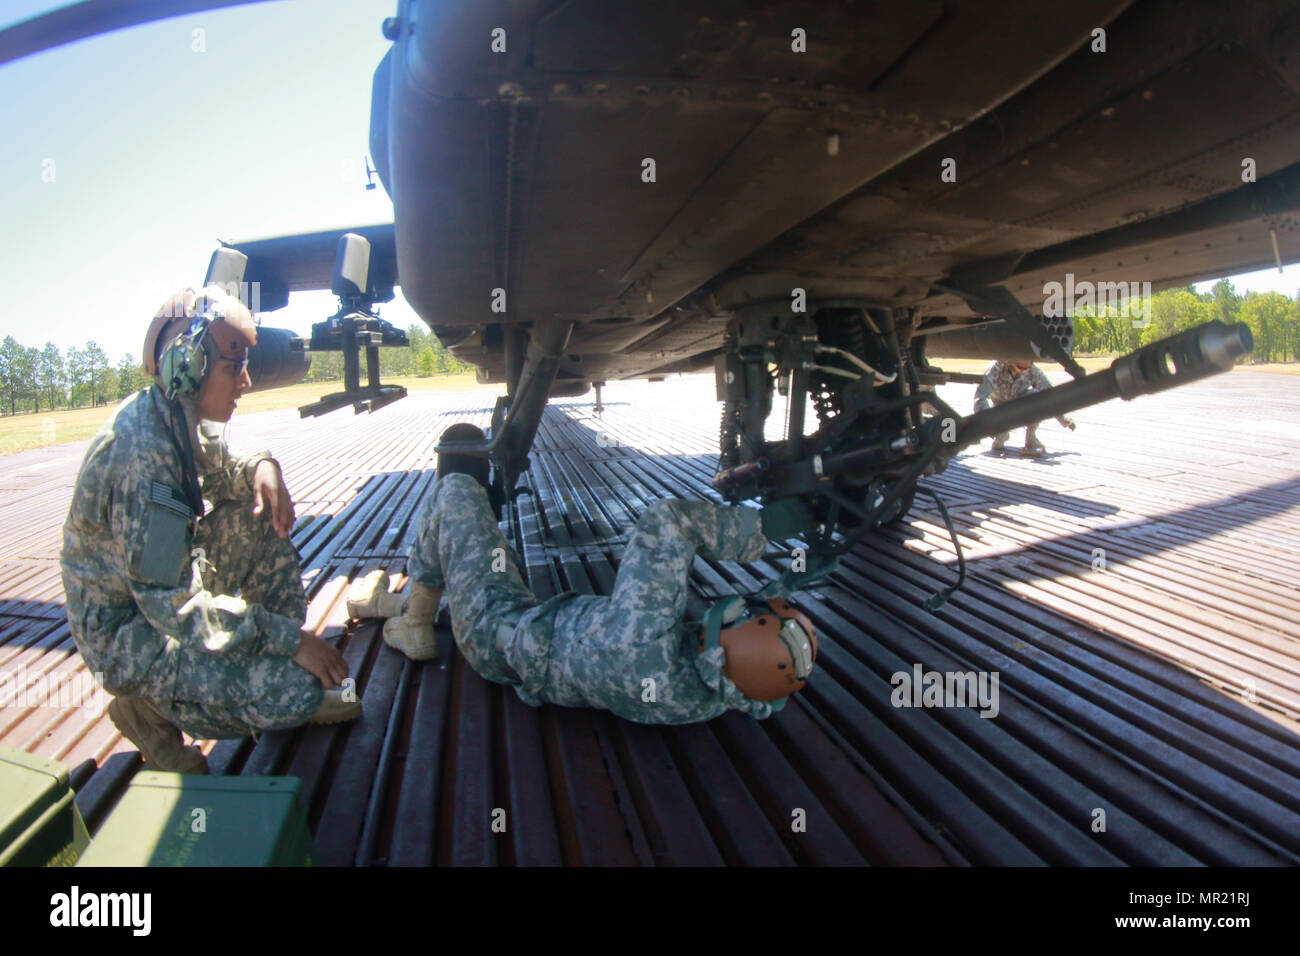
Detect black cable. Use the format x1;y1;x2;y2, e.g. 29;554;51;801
916;487;965;610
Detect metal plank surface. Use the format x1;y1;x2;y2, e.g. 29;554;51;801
1;371;1297;866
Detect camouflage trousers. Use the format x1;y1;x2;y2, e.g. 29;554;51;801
987;397;1040;445
162;499;321;739
409;472;775;724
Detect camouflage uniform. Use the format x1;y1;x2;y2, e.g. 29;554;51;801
973;360;1054;444
409;473;776;724
60;385;321;740
973;360;1053;409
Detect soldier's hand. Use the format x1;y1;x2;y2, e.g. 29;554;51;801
293;633;349;688
252;460;296;539
1058;416;1077;430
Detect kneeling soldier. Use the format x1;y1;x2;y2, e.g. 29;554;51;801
61;287;360;774
974;359;1076;455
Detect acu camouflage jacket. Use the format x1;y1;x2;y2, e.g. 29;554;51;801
973;360;1054;411
60;385;302;696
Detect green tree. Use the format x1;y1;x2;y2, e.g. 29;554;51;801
375;324;437;379
24;346;41;412
407;324;429;353
416;347;436;377
305;350;343;384
39;342;64;410
0;336;29;416
66;346;87;408
427;330;474;375
1286;296;1300;362
1210;279;1242;326
1140;289;1212;347
1239;292;1293;364
84;342;111;407
116;354;148;399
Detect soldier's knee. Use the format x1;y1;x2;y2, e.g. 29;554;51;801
452;620;520;686
645;497;677;517
640;497;684;528
258;527;299;565
196;501;278;571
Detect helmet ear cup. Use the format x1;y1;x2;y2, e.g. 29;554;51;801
159;336;201;397
158;311;216;398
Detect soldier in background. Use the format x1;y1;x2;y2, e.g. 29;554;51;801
350;424;817;724
974;359;1076;455
60;287;360;774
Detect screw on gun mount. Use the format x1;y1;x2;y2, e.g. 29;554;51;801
299;233;409;417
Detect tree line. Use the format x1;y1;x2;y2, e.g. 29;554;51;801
5;283;1294;417
1072;280;1300;361
0;339;128;416
0;324;475;417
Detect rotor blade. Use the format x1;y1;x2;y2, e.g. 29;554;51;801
0;0;275;67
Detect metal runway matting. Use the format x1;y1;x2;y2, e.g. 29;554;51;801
1;370;1297;865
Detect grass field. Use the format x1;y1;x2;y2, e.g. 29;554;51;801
0;374;496;457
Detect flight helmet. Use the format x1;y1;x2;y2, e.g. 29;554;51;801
699;595;818;702
143;286;257;399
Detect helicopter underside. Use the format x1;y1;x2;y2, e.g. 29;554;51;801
220;0;1298;510
366;0;1300;390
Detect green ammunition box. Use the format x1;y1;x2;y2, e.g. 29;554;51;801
0;746;91;867
76;773;315;867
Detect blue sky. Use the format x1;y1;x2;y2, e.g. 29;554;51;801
0;0;1296;362
0;0;412;357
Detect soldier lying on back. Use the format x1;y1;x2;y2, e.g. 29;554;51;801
61;286;360;774
349;423;818;725
974;359;1076;455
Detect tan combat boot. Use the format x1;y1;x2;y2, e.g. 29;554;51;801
108;696;209;774
346;569;408;619
310;688;363;724
382;582;441;661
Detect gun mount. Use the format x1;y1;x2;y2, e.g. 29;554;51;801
298;233;409;418
712;305;1253;564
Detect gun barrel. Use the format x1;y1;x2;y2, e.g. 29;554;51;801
957;320;1252;445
